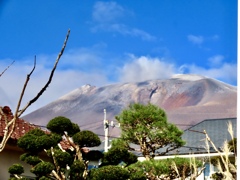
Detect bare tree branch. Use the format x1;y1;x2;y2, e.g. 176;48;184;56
0;61;15;77
0;29;70;152
15;56;36;116
19;29;70;116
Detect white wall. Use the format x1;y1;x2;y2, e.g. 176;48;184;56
0;145;35;180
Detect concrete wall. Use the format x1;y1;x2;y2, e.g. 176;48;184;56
0;144;35;180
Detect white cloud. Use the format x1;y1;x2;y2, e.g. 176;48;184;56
118;55;176;82
187;34;204;45
117;55;236;85
0;48;111;115
187;34;220;47
102;24;156;41
178;62;237;85
92;1;125;23
129;28;156;41
208;55;224;67
91;1;156;41
59;46;106;69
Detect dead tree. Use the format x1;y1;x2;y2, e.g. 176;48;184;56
0;29;70;152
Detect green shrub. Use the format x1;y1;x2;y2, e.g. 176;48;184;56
20;153;41;166
69;160;85;180
68;122;81;136
128;157;202;179
47;116;73;135
8;164;24;175
30;162;54;177
17;129;60;153
53;149;73;168
101;146;137;166
88;165;130;180
72;130;101;147
39;176;52;180
83;150;103;161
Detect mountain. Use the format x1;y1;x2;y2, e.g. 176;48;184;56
23;74;237;137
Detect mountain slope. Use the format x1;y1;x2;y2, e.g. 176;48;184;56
23;74;237;136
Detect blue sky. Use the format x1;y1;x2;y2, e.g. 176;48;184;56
0;0;237;114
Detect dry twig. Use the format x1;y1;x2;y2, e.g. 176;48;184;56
0;60;15;77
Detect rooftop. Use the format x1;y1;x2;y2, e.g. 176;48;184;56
172;117;237;155
0;106;40;141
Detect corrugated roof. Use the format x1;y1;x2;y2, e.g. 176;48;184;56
175;117;237;154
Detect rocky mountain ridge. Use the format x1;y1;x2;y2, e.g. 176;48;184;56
23;74;237;137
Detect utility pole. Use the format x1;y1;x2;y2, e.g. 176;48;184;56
103;109;109;152
103;109;120;152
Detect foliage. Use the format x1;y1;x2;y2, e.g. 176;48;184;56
83;150;103;161
8;164;24;175
69;160;85;180
72;130;101;147
211;172;224;180
115;103;185;159
100;146;137;167
127;167;146;180
86;140;138;179
39;176;53;180
128;157;202;179
70;122;81;136
128;159;169;179
20;153;41;166
88;165;130;180
46;116;78;135
9;178;29;180
9;116;103;179
17;129;61;153
50;149;73;168
30;161;54;177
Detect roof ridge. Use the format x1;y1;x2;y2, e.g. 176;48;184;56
185;117;237;131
